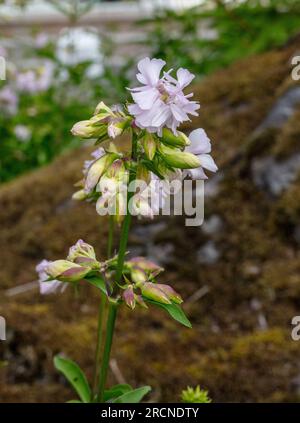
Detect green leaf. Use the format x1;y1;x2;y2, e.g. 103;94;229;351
54;356;91;403
104;384;133;402
111;386;151;403
67;400;83;403
145;299;192;328
84;275;107;295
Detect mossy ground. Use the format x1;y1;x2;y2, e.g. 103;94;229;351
0;38;300;403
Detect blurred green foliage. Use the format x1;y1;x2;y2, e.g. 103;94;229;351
1;0;300;183
141;0;300;76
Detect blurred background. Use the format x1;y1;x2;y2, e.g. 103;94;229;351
0;0;300;403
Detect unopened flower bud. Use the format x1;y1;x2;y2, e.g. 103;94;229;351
94;101;113;117
136;164;150;184
46;260;90;282
128;257;163;274
155;284;183;304
85;153;119;193
159;144;200;169
72;189;88;201
71;120;107;139
131;267;148;285
160;128;190;148
143;133;157;160
141;282;171;304
67;240;99;269
123;285;136;309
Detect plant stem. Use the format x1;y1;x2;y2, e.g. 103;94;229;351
96;132;138;402
92;216;115;398
107;215;114;258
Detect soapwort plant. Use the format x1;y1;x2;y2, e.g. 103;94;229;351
36;58;217;403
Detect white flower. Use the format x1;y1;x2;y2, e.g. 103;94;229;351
16;61;53;93
184;129;218;180
128;57;199;135
36;260;66;295
14;125;31;142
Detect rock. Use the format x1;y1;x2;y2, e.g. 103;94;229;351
197;240;220;265
202;214;223;236
147;243;174;266
254;87;300;135
252;153;300;196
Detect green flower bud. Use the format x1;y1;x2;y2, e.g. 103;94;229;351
85;153;119;193
71;120;107;140
159;144;200;169
160;128;190;148
143;133;157;160
131;267;148;285
136;164;150;184
46;260;90;282
141;282;171;304
72;189;88;201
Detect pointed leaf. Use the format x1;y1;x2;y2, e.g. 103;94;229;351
84;275;107;295
111;386;151;403
54;356;91;403
145;299;192;328
104;384;132;402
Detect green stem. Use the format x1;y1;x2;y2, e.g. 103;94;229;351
92;292;107;396
92;216;115;399
107;215;114;258
96;132;138;402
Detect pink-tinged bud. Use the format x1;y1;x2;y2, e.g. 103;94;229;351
46;260;90;282
141;282;171;304
155;284;183;304
123;285;136;309
131;267;148;285
128;257;163;274
85;153;119;193
67;239;99;269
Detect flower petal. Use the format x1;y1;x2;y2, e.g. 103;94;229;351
137;57;166;86
188;128;212;155
199;154;218;172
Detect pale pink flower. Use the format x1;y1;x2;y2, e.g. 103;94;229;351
184;129;218;180
16;61;53;93
0;86;18;115
36;260;66;295
128;57;199;135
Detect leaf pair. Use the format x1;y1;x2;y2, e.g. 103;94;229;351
54;356;151;403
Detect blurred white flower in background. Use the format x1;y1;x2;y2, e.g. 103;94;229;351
0;86;18;115
14;124;31;142
16;60;54;93
56;28;103;77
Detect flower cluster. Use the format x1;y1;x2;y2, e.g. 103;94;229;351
37;241;181;310
71;58;217;223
